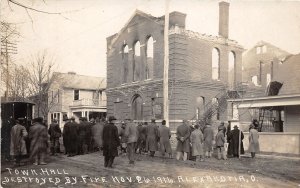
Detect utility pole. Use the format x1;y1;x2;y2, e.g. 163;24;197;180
1;22;18;101
163;0;170;127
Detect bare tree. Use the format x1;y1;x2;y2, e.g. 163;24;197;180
4;64;31;101
27;50;58;119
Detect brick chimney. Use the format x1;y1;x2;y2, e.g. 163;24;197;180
169;11;186;29
219;1;230;38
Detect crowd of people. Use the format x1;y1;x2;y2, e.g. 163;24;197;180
8;115;260;168
99;116;261;168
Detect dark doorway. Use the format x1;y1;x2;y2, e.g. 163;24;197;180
132;95;143;120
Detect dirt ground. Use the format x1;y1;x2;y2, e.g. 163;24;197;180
1;152;300;188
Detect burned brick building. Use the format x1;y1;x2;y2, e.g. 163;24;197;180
106;2;244;130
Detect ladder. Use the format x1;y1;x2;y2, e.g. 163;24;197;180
258;109;265;132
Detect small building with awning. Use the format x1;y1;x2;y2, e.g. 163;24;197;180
228;53;300;155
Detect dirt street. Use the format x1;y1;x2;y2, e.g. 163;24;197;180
1;152;300;188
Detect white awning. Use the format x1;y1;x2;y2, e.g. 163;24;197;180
228;94;300;108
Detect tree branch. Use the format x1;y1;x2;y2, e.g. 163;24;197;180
8;0;63;15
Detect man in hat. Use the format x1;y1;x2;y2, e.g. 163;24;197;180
77;117;87;155
176;120;190;161
227;125;244;158
48;119;62;156
248;123;260;158
102;116;120;168
146;119;158;157
29;117;48;165
136;122;147;154
190;124;204;162
218;121;227;136
158;120;172;158
92;117;105;151
215;127;227;160
10;118;28;166
203;123;214;158
63;117;78;157
124;119;139;164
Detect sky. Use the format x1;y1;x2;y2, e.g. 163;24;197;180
1;0;300;77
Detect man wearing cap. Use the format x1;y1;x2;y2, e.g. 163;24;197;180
29;117;48;165
10;118;28;166
146;119;158;157
103;116;120;168
124;119;139;164
48;119;62;156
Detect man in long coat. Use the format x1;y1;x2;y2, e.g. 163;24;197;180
215;127;227;160
124;119;139;164
77;117;87;155
227;125;244;157
203;124;214;158
190;124;204;161
146;119;158;157
176;120;190;161
118;121;127;154
158;120;172;158
92;117;105;151
63;117;78;157
84;118;93;153
10;118;28;165
248;124;260;158
136;122;147;154
103;116;120;168
63;118;71;155
48;119;62;156
29;117;48;165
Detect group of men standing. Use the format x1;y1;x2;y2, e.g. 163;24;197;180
102;117;173;168
10;117;50;166
62;117;105;157
175;120;256;162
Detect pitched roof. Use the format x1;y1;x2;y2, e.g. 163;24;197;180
275;53;300;95
53;72;106;90
244;40;290;58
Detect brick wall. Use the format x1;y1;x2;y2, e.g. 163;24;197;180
106;11;245;129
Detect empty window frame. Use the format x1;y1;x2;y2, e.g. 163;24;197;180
146;36;154;80
212;48;220;80
122;45;129;83
228;51;236;89
133;41;141;82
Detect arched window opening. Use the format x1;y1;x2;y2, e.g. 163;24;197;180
196;96;205;119
228;51;236;89
212;48;220;80
133;41;141;82
146;36;154;80
122;45;129;83
132;95;143;120
212;97;219;120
